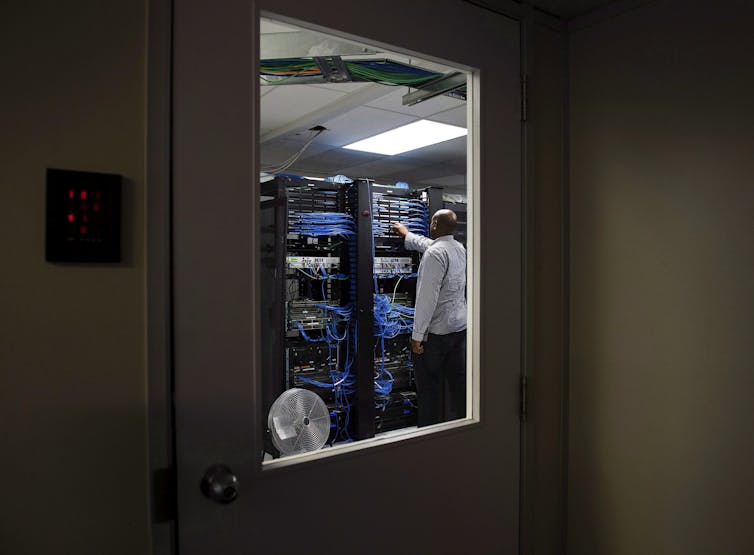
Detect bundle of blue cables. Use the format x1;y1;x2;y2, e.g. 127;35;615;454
372;288;416;400
287;209;357;442
288;211;355;237
296;263;349;281
371;197;428;236
373;293;415;339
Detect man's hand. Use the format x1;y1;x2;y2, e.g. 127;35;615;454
392;222;409;238
411;339;424;355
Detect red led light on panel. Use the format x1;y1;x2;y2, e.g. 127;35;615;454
46;168;121;263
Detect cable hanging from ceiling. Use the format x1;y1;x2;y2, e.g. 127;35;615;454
260;127;326;174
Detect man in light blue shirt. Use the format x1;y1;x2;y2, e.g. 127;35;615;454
393;209;466;426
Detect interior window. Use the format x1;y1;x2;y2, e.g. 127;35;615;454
259;16;472;462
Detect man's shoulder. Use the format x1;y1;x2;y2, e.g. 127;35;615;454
423;244;450;268
423;242;445;258
425;240;444;253
427;238;464;253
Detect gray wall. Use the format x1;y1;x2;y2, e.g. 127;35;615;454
0;1;150;553
568;1;754;553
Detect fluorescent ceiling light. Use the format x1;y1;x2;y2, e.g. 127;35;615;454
342;120;467;156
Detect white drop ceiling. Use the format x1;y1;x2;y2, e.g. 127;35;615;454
260;19;468;192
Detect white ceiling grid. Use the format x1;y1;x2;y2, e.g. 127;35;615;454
260;18;468;191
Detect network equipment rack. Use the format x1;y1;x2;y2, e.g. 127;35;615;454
364;181;431;433
443;200;467;246
261;176;360;453
425;189;467;247
261;177;442;456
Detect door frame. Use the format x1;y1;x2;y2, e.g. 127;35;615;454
146;0;553;553
146;0;176;552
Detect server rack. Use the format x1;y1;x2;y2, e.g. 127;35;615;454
426;186;467;247
261;176;363;455
261;176;432;456
362;180;428;433
442;200;467;246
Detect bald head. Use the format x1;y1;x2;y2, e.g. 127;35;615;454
430;209;457;239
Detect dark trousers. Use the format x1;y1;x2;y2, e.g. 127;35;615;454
413;330;466;427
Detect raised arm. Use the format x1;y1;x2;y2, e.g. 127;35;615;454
392;222;432;253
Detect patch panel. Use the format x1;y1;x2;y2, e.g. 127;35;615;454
286;256;340;269
373;256;413;275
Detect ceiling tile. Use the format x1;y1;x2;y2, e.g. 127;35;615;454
316;106;417;147
261;85;346;135
365;87;466;119
291;147;383;173
306;82;375;94
428;105;467;127
260;19;300;33
392;136;467;164
260;86;276;99
337;157;419;181
260;137;333;170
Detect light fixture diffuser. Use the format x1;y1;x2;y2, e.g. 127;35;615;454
342;120;467;156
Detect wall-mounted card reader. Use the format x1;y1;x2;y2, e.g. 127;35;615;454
45;168;121;263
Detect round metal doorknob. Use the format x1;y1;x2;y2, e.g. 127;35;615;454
200;464;239;504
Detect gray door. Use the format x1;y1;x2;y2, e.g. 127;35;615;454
172;0;522;553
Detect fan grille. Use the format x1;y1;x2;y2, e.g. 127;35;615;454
268;388;331;456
